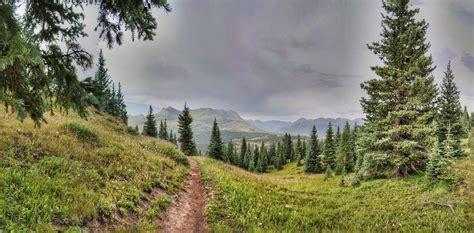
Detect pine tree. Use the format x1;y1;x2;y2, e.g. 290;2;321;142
93;49;113;111
324;166;333;181
427;125;455;184
323;122;336;170
143;105;158;137
243;148;251;170
225;140;234;164
248;146;258;172
178;103;196;156
283;134;293;162
336;121;352;174
274;142;283;170
296;135;304;166
436;61;464;157
256;142;268;172
462;106;470;137
116;83;127;124
240;138;247;168
359;0;438;178
339;166;346;187
208;118;223;160
305;126;322;173
335;126;341;147
159;120;169;140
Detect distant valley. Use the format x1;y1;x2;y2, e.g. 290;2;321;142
128;107;364;146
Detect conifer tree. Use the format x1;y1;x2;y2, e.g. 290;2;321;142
135;125;139;133
323;122;336;170
240;138;247;168
324;166;333;181
93;50;112;111
427;125;455;184
359;0;438;178
256;142;268;172
116;83;127;124
178;104;197;156
143;105;158;137
283;134;293;162
248;146;258;172
335;126;341;147
336;121;353;174
244;148;252;170
159;120;169;140
437;61;464;157
296;135;304;166
305;126;322;173
226;140;234;164
463;106;470;137
208;118;223;160
274;142;283;170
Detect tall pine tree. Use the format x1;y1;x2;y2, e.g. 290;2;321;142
143;105;158;137
359;0;437;178
323;122;336;170
208;118;223;160
178;103;196;156
436;61;464;157
305;125;322;173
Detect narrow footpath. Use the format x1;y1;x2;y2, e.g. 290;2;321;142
160;159;208;233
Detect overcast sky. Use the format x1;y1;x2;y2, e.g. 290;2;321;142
77;0;473;121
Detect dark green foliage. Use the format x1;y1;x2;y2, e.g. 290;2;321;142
268;143;276;168
295;135;304;166
159;119;169;140
324;166;333;181
462;106;470;135
283;133;293;162
0;2;170;125
178;104;196;156
336;121;353;174
116;83;127;124
359;0;437;179
256;142;268;173
339;167;346;187
436;61;464;157
143;105;158;137
274;142;284;170
426;126;456;185
323;122;336;170
305;126;322;173
240;138;247;168
225;140;235;164
208;118;224;160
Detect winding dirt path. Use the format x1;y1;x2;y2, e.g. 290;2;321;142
159;159;208;233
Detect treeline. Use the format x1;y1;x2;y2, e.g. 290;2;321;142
80;50;128;124
208;118;360;175
141;105;178;145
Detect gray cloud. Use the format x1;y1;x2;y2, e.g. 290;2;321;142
75;0;474;120
461;52;474;72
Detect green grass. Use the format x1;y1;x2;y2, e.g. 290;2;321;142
0;108;189;231
197;141;474;232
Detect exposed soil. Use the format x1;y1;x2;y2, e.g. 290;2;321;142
159;159;208;233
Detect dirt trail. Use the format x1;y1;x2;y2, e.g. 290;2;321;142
159;159;208;233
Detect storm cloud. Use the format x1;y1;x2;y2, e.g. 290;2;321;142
77;0;474;121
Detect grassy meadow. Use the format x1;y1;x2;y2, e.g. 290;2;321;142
197;132;474;232
0;108;189;231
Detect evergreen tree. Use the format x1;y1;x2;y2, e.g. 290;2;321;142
256;142;268;172
268;143;277;168
436;61;464;157
93;49;112;111
116;83;127;124
143;105;157;137
427;125;455;184
336;121;353;174
323;122;336;170
226;140;234;164
339;166;346;187
305;126;322;173
283;134;293;162
240;138;247;168
335;126;341;147
274;142;284;170
359;0;438;178
462;106;470;137
135;125;139;133
169;129;174;142
324;166;333;181
105;84;118;117
178;104;197;156
159;120;169;140
296;135;304;166
208;118;223;160
244;148;252;170
248;146;258;172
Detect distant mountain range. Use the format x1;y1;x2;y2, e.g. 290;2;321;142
128;107;269;147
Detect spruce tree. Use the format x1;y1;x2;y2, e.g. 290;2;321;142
336;121;353;174
93;49;113;111
256;142;268;172
323;122;336;170
178;104;197;156
159;120;169;140
226;140;234;164
462;106;470;137
143;105;158;137
244;149;252;170
240;138;247;168
427;125;455;184
283;134;293;162
305;126;322;173
274;142;283;170
116;83;127;124
359;0;437;178
436;61;464;157
296;135;303;166
268;143;277;167
208;118;223;160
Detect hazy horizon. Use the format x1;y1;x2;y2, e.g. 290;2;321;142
69;0;472;121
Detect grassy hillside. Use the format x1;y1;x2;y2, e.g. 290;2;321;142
0;108;189;231
197;145;473;231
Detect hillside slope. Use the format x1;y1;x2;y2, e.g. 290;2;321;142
197;150;473;231
0;108;189;231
